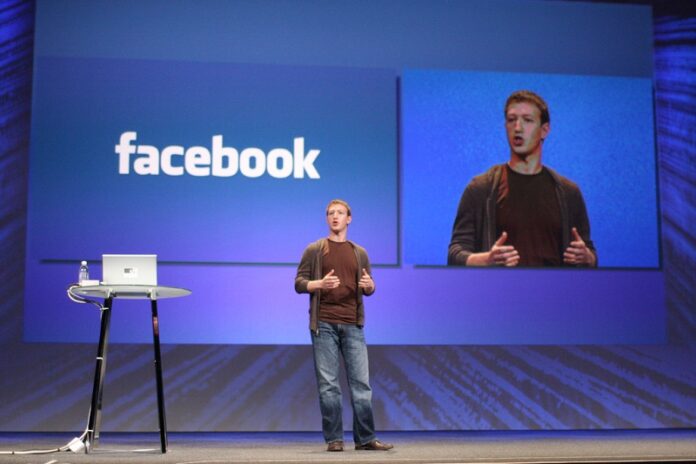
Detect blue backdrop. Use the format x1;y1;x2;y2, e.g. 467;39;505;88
1;0;694;434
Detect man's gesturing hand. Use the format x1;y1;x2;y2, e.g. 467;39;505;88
320;269;341;289
488;231;520;267
358;268;374;293
563;227;596;266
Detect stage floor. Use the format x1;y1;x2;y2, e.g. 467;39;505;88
1;429;695;464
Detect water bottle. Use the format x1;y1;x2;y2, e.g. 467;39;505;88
78;261;89;285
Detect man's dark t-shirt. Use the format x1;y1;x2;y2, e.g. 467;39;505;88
319;240;358;324
496;165;562;266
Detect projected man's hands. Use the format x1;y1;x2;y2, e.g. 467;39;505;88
564;227;596;266
488;231;520;267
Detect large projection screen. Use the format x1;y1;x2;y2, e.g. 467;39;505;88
24;0;664;345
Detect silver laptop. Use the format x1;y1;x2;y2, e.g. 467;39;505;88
102;254;158;286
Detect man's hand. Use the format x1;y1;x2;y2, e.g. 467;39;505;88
358;268;374;293
465;231;520;266
307;269;341;292
563;227;596;266
320;269;341;289
487;231;520;266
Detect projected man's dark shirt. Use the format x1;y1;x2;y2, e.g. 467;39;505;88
496;165;562;266
319;240;358;324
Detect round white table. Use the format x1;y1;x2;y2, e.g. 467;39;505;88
69;285;191;453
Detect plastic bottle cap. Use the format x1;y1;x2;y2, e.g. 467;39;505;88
81;261;87;265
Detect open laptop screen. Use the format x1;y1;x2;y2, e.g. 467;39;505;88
102;254;157;286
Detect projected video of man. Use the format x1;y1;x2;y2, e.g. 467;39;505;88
447;90;597;267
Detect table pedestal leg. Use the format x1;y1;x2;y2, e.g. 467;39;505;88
85;297;113;453
151;299;168;453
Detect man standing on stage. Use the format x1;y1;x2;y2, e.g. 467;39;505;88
295;199;393;452
448;90;597;267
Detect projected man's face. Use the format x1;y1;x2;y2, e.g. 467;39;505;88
326;203;351;234
505;101;550;159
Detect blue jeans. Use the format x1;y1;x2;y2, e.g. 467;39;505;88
311;321;376;445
